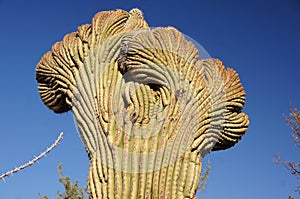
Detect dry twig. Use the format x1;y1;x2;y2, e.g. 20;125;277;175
275;107;300;194
0;132;63;180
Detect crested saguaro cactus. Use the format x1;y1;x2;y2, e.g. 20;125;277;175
36;9;249;199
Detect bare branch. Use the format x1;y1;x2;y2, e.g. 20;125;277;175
0;132;63;180
275;106;300;195
275;154;300;176
285;107;300;149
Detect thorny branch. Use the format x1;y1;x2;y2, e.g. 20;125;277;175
0;132;63;180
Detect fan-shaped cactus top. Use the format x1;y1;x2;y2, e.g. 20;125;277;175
36;8;249;199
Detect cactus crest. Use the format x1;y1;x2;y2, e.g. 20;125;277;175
36;8;249;199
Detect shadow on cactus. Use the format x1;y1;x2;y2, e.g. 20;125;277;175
36;8;249;198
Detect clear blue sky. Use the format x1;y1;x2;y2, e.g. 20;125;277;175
0;0;299;198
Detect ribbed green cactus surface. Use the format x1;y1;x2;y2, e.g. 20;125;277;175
36;9;249;199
